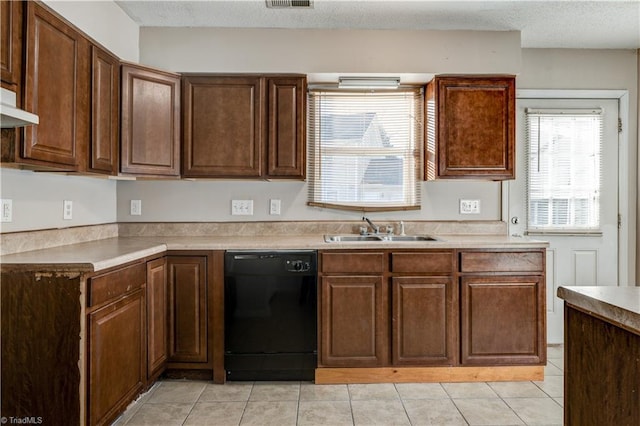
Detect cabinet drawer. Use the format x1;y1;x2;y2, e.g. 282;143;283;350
391;251;453;274
88;262;146;307
460;251;543;273
321;252;385;274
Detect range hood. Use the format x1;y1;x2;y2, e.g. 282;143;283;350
1;87;39;128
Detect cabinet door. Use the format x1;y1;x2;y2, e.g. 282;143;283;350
266;76;306;179
88;289;145;426
1;0;23;89
392;276;456;365
23;2;90;169
147;257;167;381
320;276;388;367
121;64;180;176
167;256;208;364
426;75;515;180
182;75;263;177
460;275;545;365
89;45;119;175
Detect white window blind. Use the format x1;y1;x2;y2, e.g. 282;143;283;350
526;108;603;232
307;88;423;211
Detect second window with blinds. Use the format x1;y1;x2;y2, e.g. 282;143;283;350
307;88;424;211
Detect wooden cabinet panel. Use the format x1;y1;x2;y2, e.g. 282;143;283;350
392;277;456;365
182;75;263;177
460;250;544;273
1;0;23;90
88;262;145;307
88;289;145;426
391;251;454;274
320;276;388;367
460;275;545;365
167;256;208;364
23;1;90;169
121;64;180;176
321;251;385;274
266;76;306;178
89;45;119;175
147;257;168;381
426;75;515;180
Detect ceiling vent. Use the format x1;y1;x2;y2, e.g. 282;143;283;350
266;0;313;9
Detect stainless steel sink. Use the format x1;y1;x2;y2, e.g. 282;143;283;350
324;234;438;243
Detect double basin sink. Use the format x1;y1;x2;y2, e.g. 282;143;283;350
324;234;438;243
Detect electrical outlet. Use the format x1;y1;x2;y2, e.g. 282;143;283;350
231;199;253;216
63;200;73;220
269;199;281;215
460;199;480;214
1;199;13;222
130;200;142;216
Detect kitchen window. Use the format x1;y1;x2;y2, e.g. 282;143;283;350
526;108;603;232
307;87;423;211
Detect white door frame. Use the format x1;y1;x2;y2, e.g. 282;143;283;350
502;89;635;286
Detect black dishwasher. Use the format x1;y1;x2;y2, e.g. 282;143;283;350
224;250;317;381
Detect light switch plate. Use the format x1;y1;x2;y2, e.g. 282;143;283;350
1;199;13;222
460;199;480;214
269;199;281;215
231;200;254;215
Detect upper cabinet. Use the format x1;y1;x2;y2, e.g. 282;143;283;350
182;74;306;179
22;1;91;170
89;46;119;175
1;0;23;91
121;63;181;176
425;75;515;180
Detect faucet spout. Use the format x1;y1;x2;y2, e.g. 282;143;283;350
362;216;380;234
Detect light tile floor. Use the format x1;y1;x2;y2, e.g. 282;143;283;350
113;345;564;426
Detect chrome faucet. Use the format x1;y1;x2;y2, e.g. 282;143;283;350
362;216;380;234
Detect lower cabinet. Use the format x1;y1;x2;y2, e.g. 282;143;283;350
87;263;146;426
166;253;212;368
146;257;168;381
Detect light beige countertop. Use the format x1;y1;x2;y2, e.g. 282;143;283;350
557;286;640;334
0;234;548;272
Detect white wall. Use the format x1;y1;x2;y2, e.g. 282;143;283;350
0;1;139;233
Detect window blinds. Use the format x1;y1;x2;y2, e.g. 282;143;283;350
525;108;603;232
307;88;423;211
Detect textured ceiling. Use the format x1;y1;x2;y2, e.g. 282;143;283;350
115;0;640;49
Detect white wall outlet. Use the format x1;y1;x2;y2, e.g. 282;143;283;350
1;199;13;222
130;199;142;216
63;200;73;220
231;199;254;215
460;199;480;214
269;199;281;215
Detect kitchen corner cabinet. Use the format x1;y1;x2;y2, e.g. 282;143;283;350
146;257;168;381
182;74;306;179
121;63;181;176
22;1;91;170
1;0;23;91
425;75;515;180
89;45;120;175
459;250;546;365
87;262;146;426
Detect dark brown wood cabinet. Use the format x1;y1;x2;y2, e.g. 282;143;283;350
391;251;457;366
22;1;90;170
459;250;546;365
166;254;211;366
146;257;168;381
1;0;23;91
426;75;515;180
121;63;180;176
89;45;119;175
182;74;306;179
87;262;146;426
